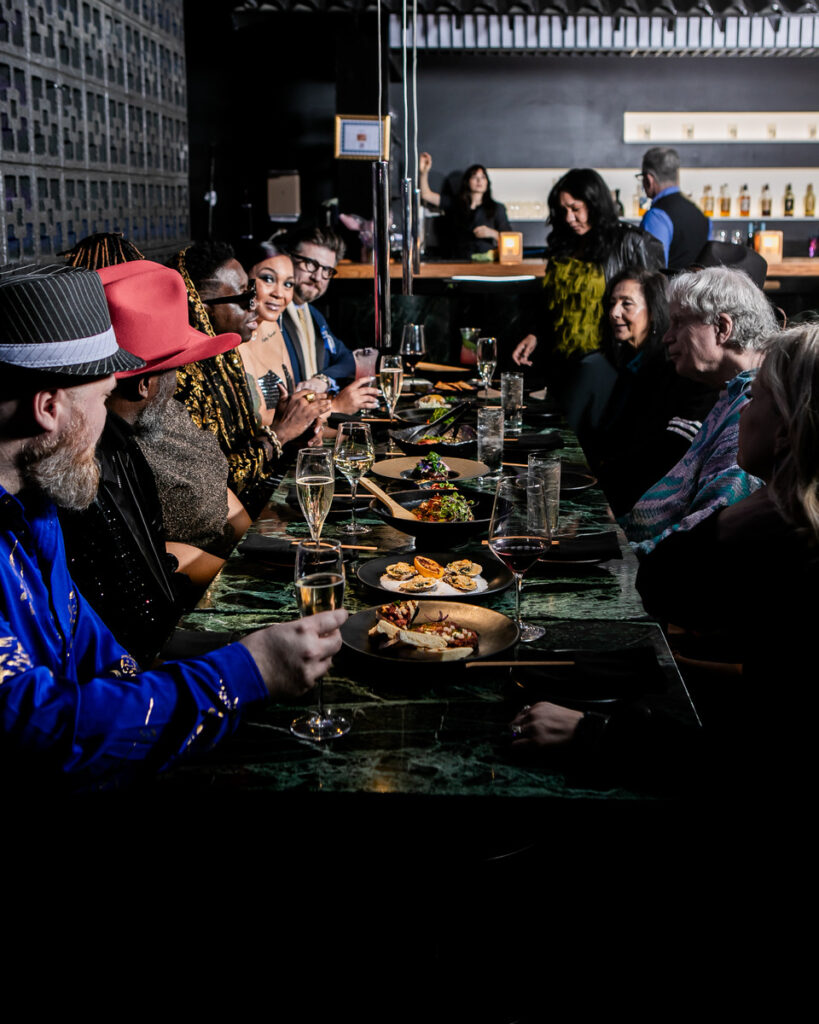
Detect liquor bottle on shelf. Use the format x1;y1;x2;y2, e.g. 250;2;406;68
805;184;815;217
739;184;751;217
746;221;756;247
760;184;772;218
613;189;625;218
719;185;731;217
784;183;795;217
632;184;642;218
701;184;714;217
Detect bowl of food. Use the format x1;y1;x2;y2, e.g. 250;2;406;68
371;487;494;547
388;421;478;458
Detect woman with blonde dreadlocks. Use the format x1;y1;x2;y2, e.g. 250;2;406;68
172;241;326;517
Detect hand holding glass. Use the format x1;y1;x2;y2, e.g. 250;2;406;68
291;539;350;740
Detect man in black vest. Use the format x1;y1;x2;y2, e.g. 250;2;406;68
640;147;711;272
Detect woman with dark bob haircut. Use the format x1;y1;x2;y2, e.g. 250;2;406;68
582;266;719;516
419;153;511;258
512;168;663;405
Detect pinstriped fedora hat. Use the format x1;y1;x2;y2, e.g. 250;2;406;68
0;262;145;376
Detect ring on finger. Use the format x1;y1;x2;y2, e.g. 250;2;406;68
305;392;316;403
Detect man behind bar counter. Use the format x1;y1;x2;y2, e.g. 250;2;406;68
0;262;345;791
640;146;711;272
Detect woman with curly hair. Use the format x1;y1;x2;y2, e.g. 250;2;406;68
512;169;663;407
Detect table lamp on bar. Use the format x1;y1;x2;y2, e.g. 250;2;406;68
499;231;523;264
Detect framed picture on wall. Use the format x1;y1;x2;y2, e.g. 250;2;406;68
334;115;390;160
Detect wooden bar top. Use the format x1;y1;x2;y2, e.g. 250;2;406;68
763;257;819;277
334;258;547;280
335;256;819;282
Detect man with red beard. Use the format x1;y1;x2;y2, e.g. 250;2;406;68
0;263;345;790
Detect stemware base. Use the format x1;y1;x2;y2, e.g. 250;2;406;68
339;521;371;534
518;620;546;642
291;710;351;741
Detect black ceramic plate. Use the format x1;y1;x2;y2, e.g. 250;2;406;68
371;456;489;484
342;601;519;665
512;646;664;706
560;467;597;494
521;408;561;427
357;551;513;600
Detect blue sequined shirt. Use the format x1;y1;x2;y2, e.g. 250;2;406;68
0;484;266;789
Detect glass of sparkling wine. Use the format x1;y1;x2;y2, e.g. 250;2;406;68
477;336;497;399
333;421;375;534
290;539;350;741
379;353;404;453
296;448;335;542
488;476;551;642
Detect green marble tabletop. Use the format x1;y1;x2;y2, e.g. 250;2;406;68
166;408;697;802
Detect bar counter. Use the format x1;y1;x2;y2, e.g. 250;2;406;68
161;410;698;804
333;255;819;279
334;259;547;279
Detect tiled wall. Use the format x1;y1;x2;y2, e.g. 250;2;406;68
0;0;188;264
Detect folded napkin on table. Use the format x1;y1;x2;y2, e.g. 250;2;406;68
238;534;296;560
536;530;621;564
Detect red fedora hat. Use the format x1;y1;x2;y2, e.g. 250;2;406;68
96;260;241;377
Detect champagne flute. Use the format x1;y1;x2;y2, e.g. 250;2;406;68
333;421;375;534
488;476;551;642
379;353;404;453
400;324;427;379
290;539;350;741
477;336;497;399
296;448;334;543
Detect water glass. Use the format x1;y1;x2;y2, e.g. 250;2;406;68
477;407;504;476
528;452;561;536
501;372;524;435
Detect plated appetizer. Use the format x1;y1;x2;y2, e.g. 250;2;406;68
381;557;488;596
412;491;475;523
409;452;452;484
368;601;480;661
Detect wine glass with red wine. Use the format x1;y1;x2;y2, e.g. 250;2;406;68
400;324;427;378
488;476;551;642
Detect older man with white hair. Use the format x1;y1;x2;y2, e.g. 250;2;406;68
620;265;778;555
0;263;345;790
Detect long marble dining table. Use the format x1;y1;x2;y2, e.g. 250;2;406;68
159;402;700;824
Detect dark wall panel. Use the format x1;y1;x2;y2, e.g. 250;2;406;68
405;54;819;173
1;0;190;264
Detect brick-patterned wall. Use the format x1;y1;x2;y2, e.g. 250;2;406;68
0;0;189;264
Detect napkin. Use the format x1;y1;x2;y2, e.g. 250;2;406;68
238;534;297;562
536;530;621;564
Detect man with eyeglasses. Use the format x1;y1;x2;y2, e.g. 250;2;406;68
284;226;355;386
282;226;380;417
640;147;711;272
